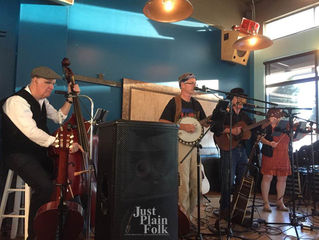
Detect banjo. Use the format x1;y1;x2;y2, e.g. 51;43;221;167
177;115;211;146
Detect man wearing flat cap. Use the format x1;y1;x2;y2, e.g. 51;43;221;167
1;66;81;240
159;73;210;231
211;87;253;224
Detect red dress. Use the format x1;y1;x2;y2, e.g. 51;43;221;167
261;127;292;176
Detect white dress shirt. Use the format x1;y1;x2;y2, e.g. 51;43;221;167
2;86;67;147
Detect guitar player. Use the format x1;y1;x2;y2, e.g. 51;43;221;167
159;73;210;234
211;88;254;225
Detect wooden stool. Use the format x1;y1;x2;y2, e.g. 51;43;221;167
0;169;30;240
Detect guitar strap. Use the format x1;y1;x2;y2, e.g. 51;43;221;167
174;95;182;123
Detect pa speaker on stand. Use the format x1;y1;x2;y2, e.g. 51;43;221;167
95;120;178;240
221;30;250;66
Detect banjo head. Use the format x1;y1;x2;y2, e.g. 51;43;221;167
178;116;204;146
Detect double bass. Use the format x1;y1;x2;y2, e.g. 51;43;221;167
61;58;97;235
34;58;96;239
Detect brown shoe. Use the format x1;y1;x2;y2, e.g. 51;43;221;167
277;204;289;211
263;204;272;213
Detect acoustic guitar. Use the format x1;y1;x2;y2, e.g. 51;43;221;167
214;119;269;151
230;134;263;224
201;163;210;195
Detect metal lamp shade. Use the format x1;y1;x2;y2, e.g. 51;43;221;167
143;0;193;23
232;34;273;51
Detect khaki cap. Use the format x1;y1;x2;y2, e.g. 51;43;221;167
31;66;61;79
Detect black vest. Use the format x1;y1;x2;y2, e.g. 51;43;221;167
1;88;50;157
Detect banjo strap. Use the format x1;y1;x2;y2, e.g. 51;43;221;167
174;95;182;123
174;95;200;123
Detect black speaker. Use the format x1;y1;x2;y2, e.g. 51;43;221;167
95;120;178;240
201;157;221;192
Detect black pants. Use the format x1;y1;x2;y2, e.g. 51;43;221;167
4;153;54;240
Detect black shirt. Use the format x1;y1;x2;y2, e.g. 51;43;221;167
160;97;206;122
212;109;253;137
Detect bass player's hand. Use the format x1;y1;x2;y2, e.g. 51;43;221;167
69;142;84;153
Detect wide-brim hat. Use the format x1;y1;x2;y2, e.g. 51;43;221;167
31;66;61;80
226;87;247;99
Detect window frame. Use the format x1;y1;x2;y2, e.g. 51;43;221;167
263;50;319;145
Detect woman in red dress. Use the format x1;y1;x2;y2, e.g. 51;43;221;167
260;108;291;212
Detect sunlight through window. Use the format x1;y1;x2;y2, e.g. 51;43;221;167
264;7;318;40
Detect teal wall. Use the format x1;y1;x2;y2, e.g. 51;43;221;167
0;0;20;98
2;0;251;124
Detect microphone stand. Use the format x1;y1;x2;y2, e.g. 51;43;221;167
194;86;277;107
77;94;95;240
287;108;300;238
287;114;319;230
226;101;233;239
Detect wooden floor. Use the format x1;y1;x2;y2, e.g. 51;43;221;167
2;192;319;240
186;192;319;240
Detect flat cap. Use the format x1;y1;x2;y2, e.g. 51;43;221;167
31;66;61;80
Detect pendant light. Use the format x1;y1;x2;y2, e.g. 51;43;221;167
143;0;193;23
232;0;273;51
233;34;273;51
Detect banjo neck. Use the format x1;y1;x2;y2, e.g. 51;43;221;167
199;114;212;127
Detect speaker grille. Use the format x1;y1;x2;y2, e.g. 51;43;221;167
96;120;178;239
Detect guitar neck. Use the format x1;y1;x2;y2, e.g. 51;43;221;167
243;119;269;132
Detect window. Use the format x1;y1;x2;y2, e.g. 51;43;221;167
264;51;318;152
264;5;319;40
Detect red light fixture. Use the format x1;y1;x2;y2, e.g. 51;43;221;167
232;18;273;51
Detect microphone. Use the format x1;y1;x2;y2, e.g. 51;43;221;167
243;103;262;108
194;85;207;92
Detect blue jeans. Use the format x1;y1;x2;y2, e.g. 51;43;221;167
219;146;248;211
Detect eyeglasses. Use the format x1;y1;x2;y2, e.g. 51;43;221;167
183;82;196;85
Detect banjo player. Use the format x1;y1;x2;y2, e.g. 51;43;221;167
159;73;210;232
